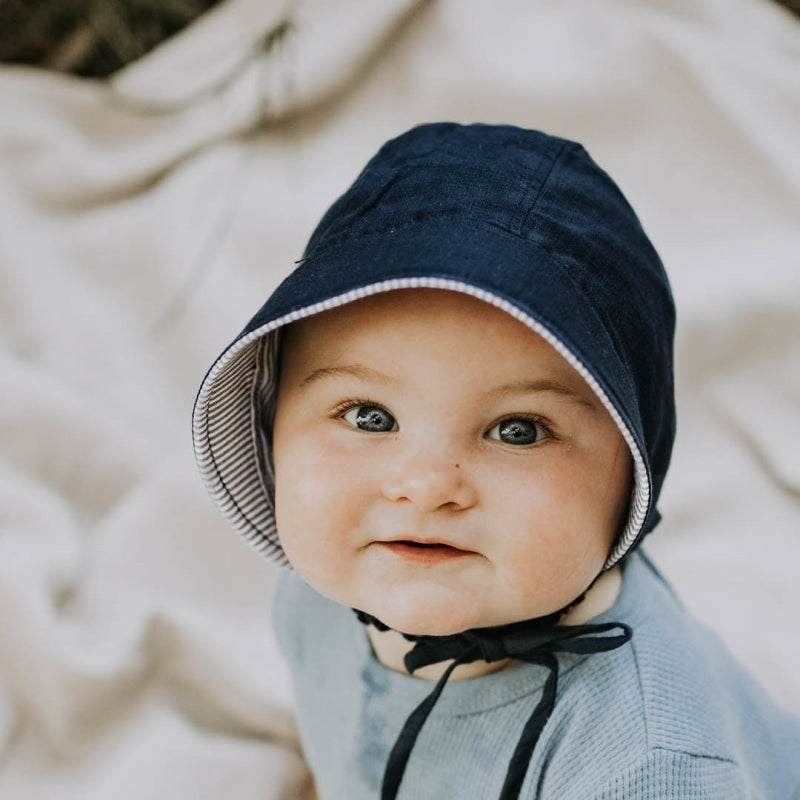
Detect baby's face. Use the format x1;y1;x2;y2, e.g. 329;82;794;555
272;289;631;635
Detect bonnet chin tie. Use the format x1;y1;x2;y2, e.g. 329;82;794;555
355;611;632;800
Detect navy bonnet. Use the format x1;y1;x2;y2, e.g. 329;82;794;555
192;122;676;570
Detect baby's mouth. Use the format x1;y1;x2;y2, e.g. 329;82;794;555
396;540;450;549
376;539;476;562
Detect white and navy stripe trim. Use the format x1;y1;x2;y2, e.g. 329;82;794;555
192;278;650;570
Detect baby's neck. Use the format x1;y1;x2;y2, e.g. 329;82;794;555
366;565;623;682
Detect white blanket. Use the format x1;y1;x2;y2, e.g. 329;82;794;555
1;0;798;795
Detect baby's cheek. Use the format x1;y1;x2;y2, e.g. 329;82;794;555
276;440;343;515
276;466;359;579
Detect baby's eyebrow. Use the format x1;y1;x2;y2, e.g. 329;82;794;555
298;367;598;409
299;364;395;386
491;379;598;410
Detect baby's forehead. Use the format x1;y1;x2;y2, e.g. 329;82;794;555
284;287;528;340
279;288;596;399
282;287;541;352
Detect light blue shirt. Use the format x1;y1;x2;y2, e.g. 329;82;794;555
273;552;800;799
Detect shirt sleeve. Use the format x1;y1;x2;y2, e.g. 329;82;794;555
576;749;747;800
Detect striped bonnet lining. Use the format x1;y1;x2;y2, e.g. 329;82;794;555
192;278;650;571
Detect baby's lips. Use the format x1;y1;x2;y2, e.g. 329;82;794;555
377;534;477;552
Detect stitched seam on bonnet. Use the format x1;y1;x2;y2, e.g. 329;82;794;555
518;139;572;235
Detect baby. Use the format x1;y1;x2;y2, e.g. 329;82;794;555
193;123;800;799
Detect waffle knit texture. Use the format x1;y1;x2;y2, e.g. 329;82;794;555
273;552;800;799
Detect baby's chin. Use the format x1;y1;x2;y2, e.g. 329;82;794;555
307;573;543;635
386;615;477;637
357;600;517;637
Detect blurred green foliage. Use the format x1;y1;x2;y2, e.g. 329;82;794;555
0;0;223;77
0;0;796;80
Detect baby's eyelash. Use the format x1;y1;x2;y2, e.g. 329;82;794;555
492;413;554;430
329;398;384;418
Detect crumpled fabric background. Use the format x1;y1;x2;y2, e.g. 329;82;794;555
1;0;798;796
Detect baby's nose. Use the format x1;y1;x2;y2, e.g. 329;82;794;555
381;454;477;512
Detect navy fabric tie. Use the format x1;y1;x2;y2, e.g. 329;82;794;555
356;611;632;800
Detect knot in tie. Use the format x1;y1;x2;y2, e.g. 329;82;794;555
475;633;512;664
356;610;632;800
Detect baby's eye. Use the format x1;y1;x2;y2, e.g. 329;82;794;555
342;404;397;433
485;417;549;446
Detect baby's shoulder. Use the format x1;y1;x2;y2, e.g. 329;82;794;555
272;568;344;661
542;554;800;798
